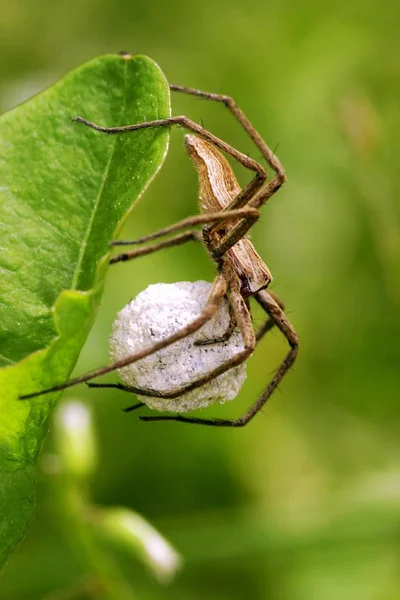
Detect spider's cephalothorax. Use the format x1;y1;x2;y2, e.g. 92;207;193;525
21;80;299;428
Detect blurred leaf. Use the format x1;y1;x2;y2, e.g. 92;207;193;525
0;53;170;568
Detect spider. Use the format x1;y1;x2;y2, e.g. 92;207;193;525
21;83;299;427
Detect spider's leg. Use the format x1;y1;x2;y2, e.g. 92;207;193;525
110;231;199;265
233;290;298;425
86;381;147;412
123;403;145;413
110;208;257;246
20;267;230;400
84;375;223;414
170;84;285;187
170;84;285;224
255;290;284;341
192;272;284;346
86;382;136;392
167;86;287;253
194;300;236;346
109;208;258;265
86;382;146;411
74;114;267;228
255;316;275;342
86;382;169;398
73;115;265;179
141;290;298;427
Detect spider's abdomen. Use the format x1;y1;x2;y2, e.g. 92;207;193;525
184;134;241;213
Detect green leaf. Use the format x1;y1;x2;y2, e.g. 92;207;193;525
0;53;171;567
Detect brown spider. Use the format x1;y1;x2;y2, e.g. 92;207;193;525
21;84;299;427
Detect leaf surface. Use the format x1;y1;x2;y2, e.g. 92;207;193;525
0;53;170;567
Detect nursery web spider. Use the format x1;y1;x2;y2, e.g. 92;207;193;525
21;83;299;427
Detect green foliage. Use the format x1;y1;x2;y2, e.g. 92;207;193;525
0;54;170;568
1;1;400;598
46;401;181;600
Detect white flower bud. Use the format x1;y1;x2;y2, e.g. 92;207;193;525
109;281;246;412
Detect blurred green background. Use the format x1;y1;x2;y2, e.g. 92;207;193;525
1;0;400;598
